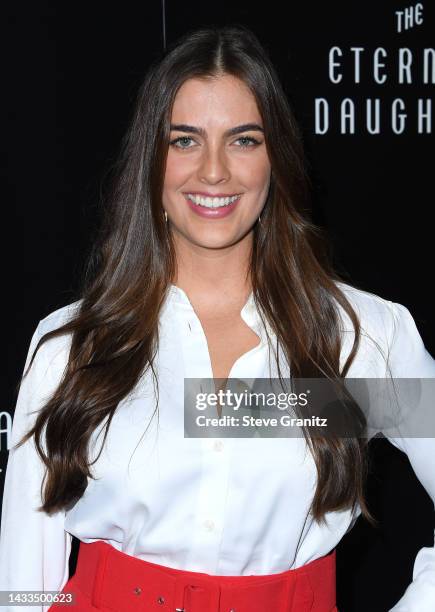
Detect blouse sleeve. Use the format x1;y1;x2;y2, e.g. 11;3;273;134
0;321;72;612
383;302;435;611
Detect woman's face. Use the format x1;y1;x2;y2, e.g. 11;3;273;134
162;74;271;249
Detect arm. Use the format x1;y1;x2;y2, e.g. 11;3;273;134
0;322;72;612
383;302;435;611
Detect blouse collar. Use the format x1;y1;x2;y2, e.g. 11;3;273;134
167;283;261;332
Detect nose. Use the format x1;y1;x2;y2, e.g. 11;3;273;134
198;144;231;185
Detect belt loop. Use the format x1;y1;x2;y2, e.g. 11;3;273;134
293;573;315;610
282;575;297;612
174;574;221;612
173;575;187;611
91;543;112;609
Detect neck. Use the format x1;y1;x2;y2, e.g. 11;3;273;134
171;231;253;312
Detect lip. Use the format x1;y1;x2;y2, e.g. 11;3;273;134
183;193;242;219
182;191;242;197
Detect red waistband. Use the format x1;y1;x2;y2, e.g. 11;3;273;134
69;540;336;612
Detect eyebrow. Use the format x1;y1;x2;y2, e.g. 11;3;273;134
169;123;264;137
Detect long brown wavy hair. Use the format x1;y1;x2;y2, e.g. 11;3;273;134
15;24;374;524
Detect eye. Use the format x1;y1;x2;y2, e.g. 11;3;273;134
169;136;196;149
235;136;261;148
169;135;262;150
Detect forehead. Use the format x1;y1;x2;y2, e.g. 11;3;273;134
171;75;261;123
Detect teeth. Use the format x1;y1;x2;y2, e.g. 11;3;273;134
186;194;240;208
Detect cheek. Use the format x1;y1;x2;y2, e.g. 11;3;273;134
236;155;271;191
164;153;191;190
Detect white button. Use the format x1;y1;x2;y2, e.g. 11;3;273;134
203;519;215;531
213;440;224;452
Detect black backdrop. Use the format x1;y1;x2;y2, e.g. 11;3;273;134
1;2;434;611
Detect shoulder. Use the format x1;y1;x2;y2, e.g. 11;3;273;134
335;279;424;342
38;299;83;336
29;299;83;372
333;280;395;339
333;280;435;376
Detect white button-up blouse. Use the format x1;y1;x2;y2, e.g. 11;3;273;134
1;281;434;612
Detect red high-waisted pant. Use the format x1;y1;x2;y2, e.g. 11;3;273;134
48;540;337;611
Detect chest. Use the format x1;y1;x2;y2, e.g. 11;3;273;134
198;311;261;382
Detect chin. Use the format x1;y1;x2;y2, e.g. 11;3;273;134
191;228;251;248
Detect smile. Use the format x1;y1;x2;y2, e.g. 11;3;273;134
184;193;241;208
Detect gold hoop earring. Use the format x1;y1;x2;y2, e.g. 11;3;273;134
164;210;168;223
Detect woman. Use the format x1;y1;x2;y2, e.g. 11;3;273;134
0;25;434;612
